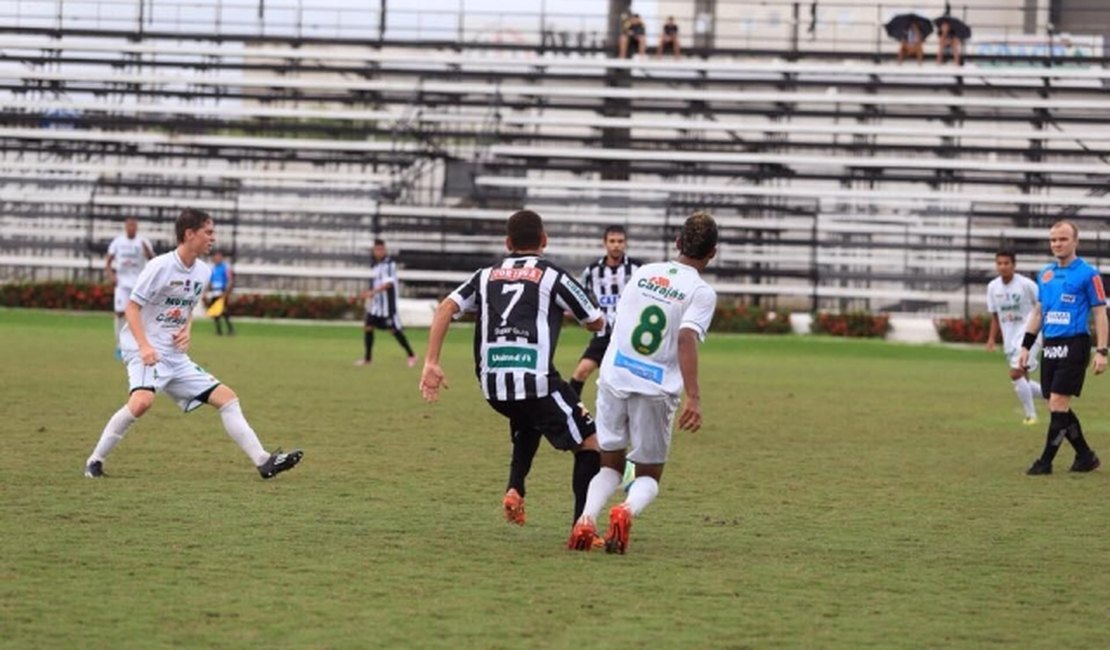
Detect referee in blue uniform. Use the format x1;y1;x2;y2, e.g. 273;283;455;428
1019;220;1109;475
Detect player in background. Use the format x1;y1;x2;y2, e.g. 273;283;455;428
357;239;417;367
985;250;1043;424
85;208;302;480
1020;220;1107;476
568;212;718;554
105;217;154;358
203;250;235;336
419;210;606;530
569;225;641;398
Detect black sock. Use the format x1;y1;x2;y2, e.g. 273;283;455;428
363;330;374;361
214;319;223;335
507;430;541;497
1040;411;1071;464
572;449;601;523
569;379;584;396
1065;410;1093;457
393;329;415;357
224;316;234;335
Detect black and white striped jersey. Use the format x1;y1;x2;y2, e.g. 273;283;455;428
367;256;400;318
448;255;603;401
581;255;641;337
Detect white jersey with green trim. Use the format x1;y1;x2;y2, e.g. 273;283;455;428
120;250;210;359
599;260;717;397
107;234;153;289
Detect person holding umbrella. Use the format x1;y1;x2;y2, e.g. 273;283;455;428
886;13;933;64
935;15;971;65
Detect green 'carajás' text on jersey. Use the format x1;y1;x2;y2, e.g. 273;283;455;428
448;255;602;401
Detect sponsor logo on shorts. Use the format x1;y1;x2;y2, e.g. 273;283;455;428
487;345;538;369
1046;311;1071;325
614;349;665;384
1044;345;1069;359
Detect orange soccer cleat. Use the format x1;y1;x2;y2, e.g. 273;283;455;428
604;504;632;554
502;488;526;526
566;519;598;551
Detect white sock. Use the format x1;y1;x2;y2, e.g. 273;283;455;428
89;405;137;463
579;466;622;524
623;475;659;517
1012;378;1036;418
1029;380;1043;399
218;400;270;465
113;315;124;346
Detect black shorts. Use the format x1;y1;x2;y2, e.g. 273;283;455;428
364;313;401;330
487;381;596;451
579;335;611;365
1040;334;1091;398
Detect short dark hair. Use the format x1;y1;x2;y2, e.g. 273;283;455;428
678;212;718;260
507;210;544;250
996;249;1016;263
604;225;626;239
373;238;386;247
175;208;212;243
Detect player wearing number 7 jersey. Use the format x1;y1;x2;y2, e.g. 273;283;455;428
569;212;718;554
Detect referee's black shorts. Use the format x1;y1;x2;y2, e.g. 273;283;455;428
364;313;402;331
1040;334;1091;398
579;334;611;365
488;381;596;451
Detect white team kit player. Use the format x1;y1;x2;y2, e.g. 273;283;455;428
85;208;303;480
569;212;718;554
985;249;1044;425
105;217;154;358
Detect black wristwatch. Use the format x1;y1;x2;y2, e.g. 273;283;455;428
1097;348;1109;357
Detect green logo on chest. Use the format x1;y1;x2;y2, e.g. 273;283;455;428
487;346;538;369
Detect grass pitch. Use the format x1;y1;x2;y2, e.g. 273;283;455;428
3;309;1110;649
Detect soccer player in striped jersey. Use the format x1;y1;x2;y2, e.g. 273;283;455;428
569;212;718;554
420;210;606;530
569;226;641;398
356;239;417;367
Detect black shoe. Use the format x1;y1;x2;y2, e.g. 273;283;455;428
1070;451;1101;473
84;460;105;478
1026;459;1052;475
258;448;303;479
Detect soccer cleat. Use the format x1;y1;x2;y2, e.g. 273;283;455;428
567;519;598;551
1070;451;1101;473
1022;416;1039;426
407;356;418;368
84;460;105;478
502;488;526;526
258;448;303;479
1026;458;1052;476
604;504;632;554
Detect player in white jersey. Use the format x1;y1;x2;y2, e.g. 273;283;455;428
85;208;303;480
569;212;718;554
105;217;154;358
985;250;1044;425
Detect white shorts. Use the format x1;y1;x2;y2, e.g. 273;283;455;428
595;382;680;465
114;286;133;313
1006;341;1041;373
124;351;220;412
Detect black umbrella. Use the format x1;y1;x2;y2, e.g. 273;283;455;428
884;13;933;41
934;16;972;40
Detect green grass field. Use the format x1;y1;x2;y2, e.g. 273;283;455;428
3;308;1110;649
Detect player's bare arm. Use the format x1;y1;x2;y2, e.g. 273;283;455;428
173;312;193;352
986;313;1000;352
1093;307;1108;376
676;328;702;432
125;300;158;365
104;253;117;283
1018;301;1042;369
419;298;460;402
585;315;605;332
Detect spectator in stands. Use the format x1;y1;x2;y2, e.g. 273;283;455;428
203;250;235;336
897;22;925;64
658;16;681;59
85;208;302;481
985;249;1043;425
419;210;606;535
936;20;964;65
357;239;417;367
105;217;154;359
618;13;647;59
1020;220;1107;476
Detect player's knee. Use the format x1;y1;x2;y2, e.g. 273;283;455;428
127;390;155;416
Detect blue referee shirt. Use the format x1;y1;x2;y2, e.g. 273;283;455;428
1036;256;1106;339
210;261;230;293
